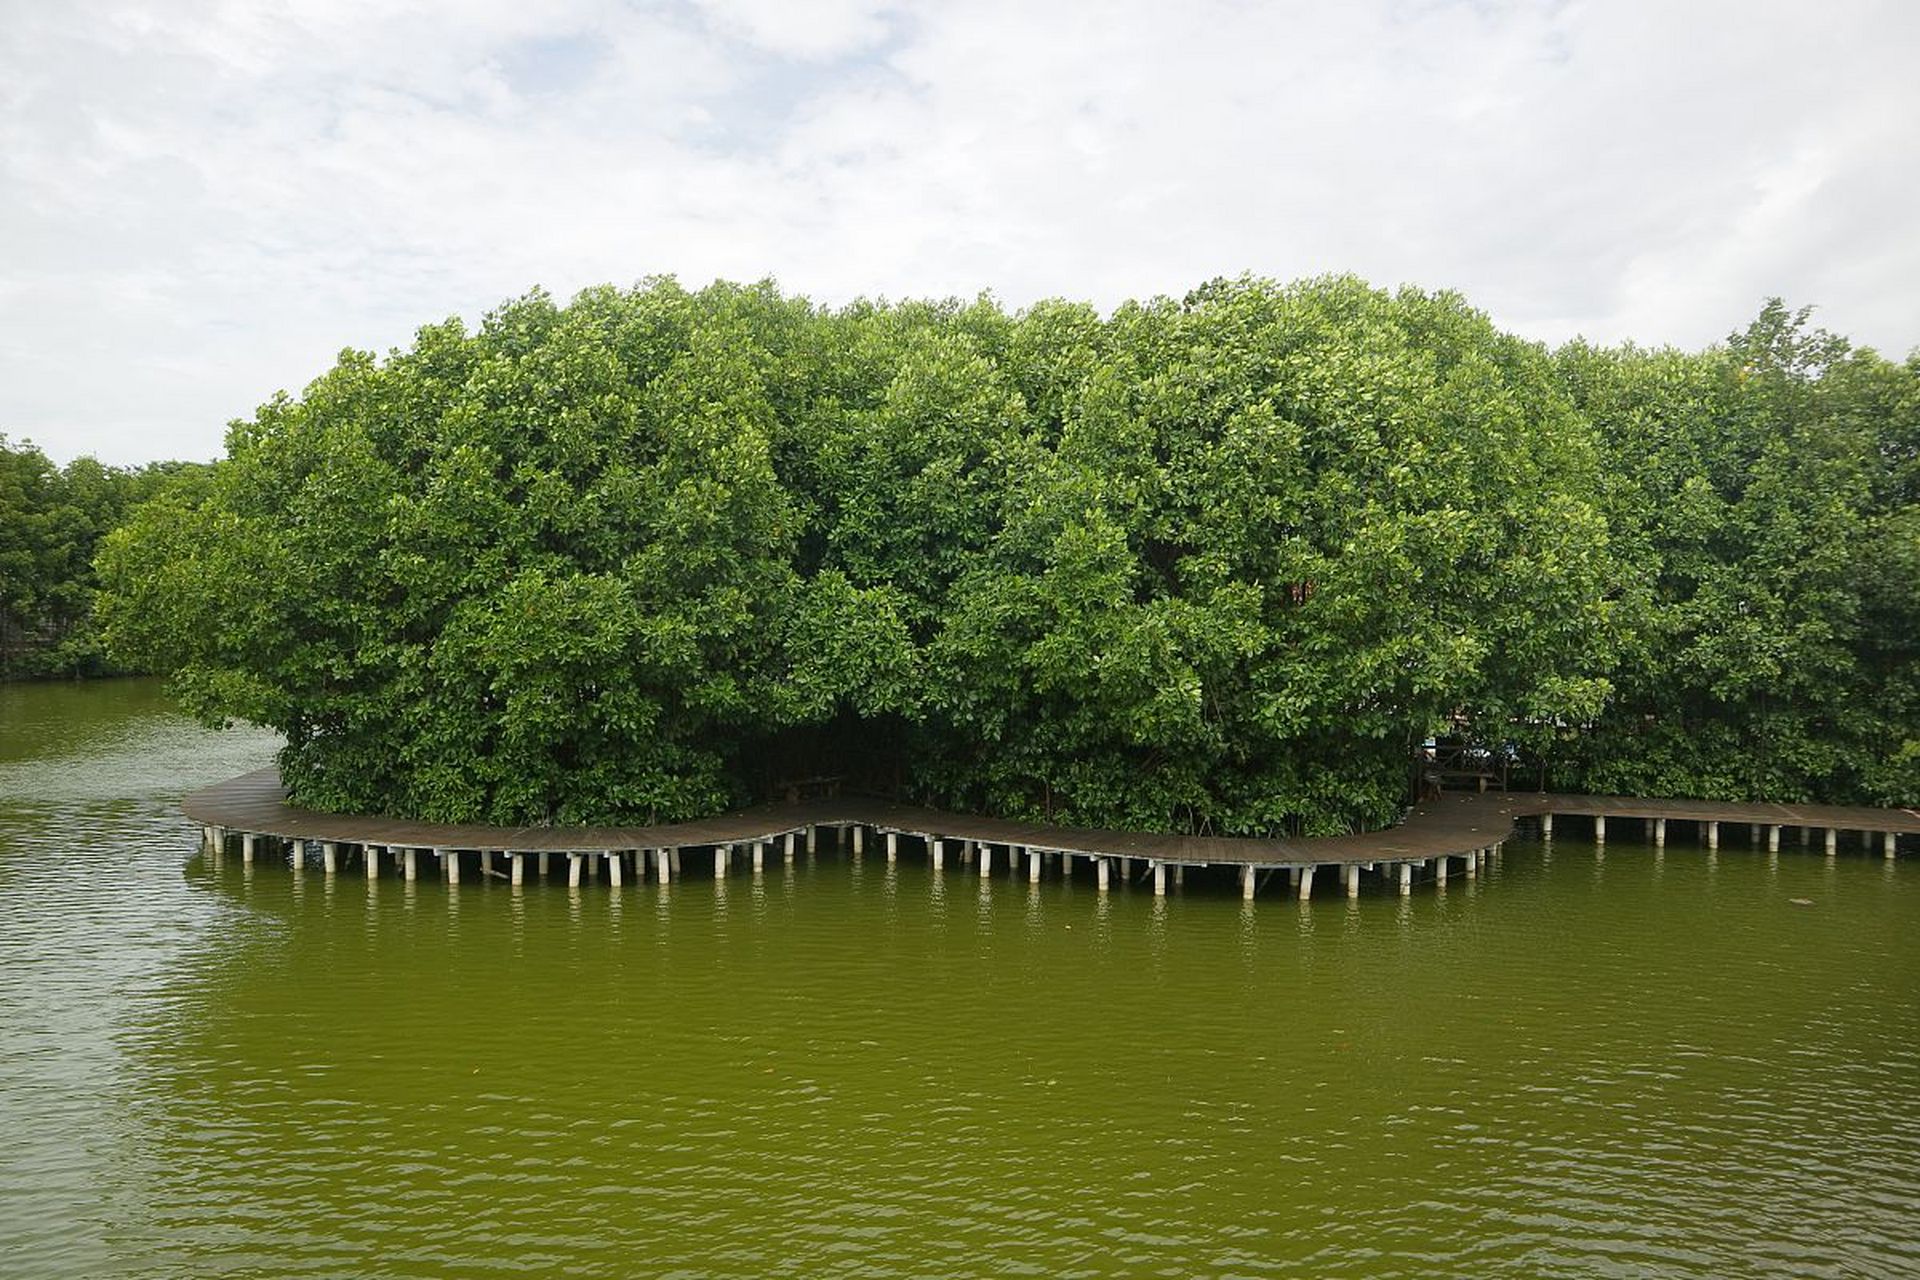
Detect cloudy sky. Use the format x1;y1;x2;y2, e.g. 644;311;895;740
5;0;1917;465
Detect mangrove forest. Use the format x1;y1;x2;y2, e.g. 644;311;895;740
94;275;1920;833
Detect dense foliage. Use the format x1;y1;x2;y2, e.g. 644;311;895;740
96;278;1919;831
1552;302;1920;806
0;437;208;679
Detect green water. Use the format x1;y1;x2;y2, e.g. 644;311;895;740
1;680;1916;1278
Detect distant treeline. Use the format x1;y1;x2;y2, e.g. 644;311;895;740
96;277;1918;832
0;437;209;679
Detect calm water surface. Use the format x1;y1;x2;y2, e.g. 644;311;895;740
2;680;1916;1278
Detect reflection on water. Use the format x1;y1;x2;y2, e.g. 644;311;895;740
1;680;1917;1278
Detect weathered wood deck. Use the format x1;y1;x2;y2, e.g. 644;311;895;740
184;767;1913;900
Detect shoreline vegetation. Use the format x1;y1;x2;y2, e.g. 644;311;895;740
0;437;210;680
36;274;1917;835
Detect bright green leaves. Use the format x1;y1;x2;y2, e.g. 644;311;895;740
92;278;1917;829
1551;303;1918;804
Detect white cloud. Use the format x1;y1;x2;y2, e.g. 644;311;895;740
3;0;1917;464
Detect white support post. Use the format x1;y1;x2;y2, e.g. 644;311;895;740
568;854;583;888
1297;865;1313;902
403;848;418;881
511;853;524;886
444;848;459;884
1435;856;1448;886
1029;847;1042;882
1344;864;1359;898
365;845;380;879
1594;815;1606;844
1542;813;1554;840
785;832;797;865
931;839;945;872
714;846;728;880
752;841;764;872
1886;831;1897;859
1097;858;1111;892
242;833;257;864
1825;828;1838;857
1398;862;1412;895
537;852;549;878
885;832;898;863
1240;865;1257;900
608;851;622;887
1768;825;1781;853
1465;849;1478;879
657;848;672;884
1654;818;1667;848
806;825;817;855
1153;863;1167;896
980;844;993;878
1707;821;1720;851
852;826;864;857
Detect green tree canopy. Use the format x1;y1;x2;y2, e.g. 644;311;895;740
96;277;1919;829
0;435;207;678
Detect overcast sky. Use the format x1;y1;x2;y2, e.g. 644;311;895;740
5;0;1917;466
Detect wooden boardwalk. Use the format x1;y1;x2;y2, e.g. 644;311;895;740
183;767;1914;899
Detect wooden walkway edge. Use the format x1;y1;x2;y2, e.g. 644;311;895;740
182;767;1913;898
